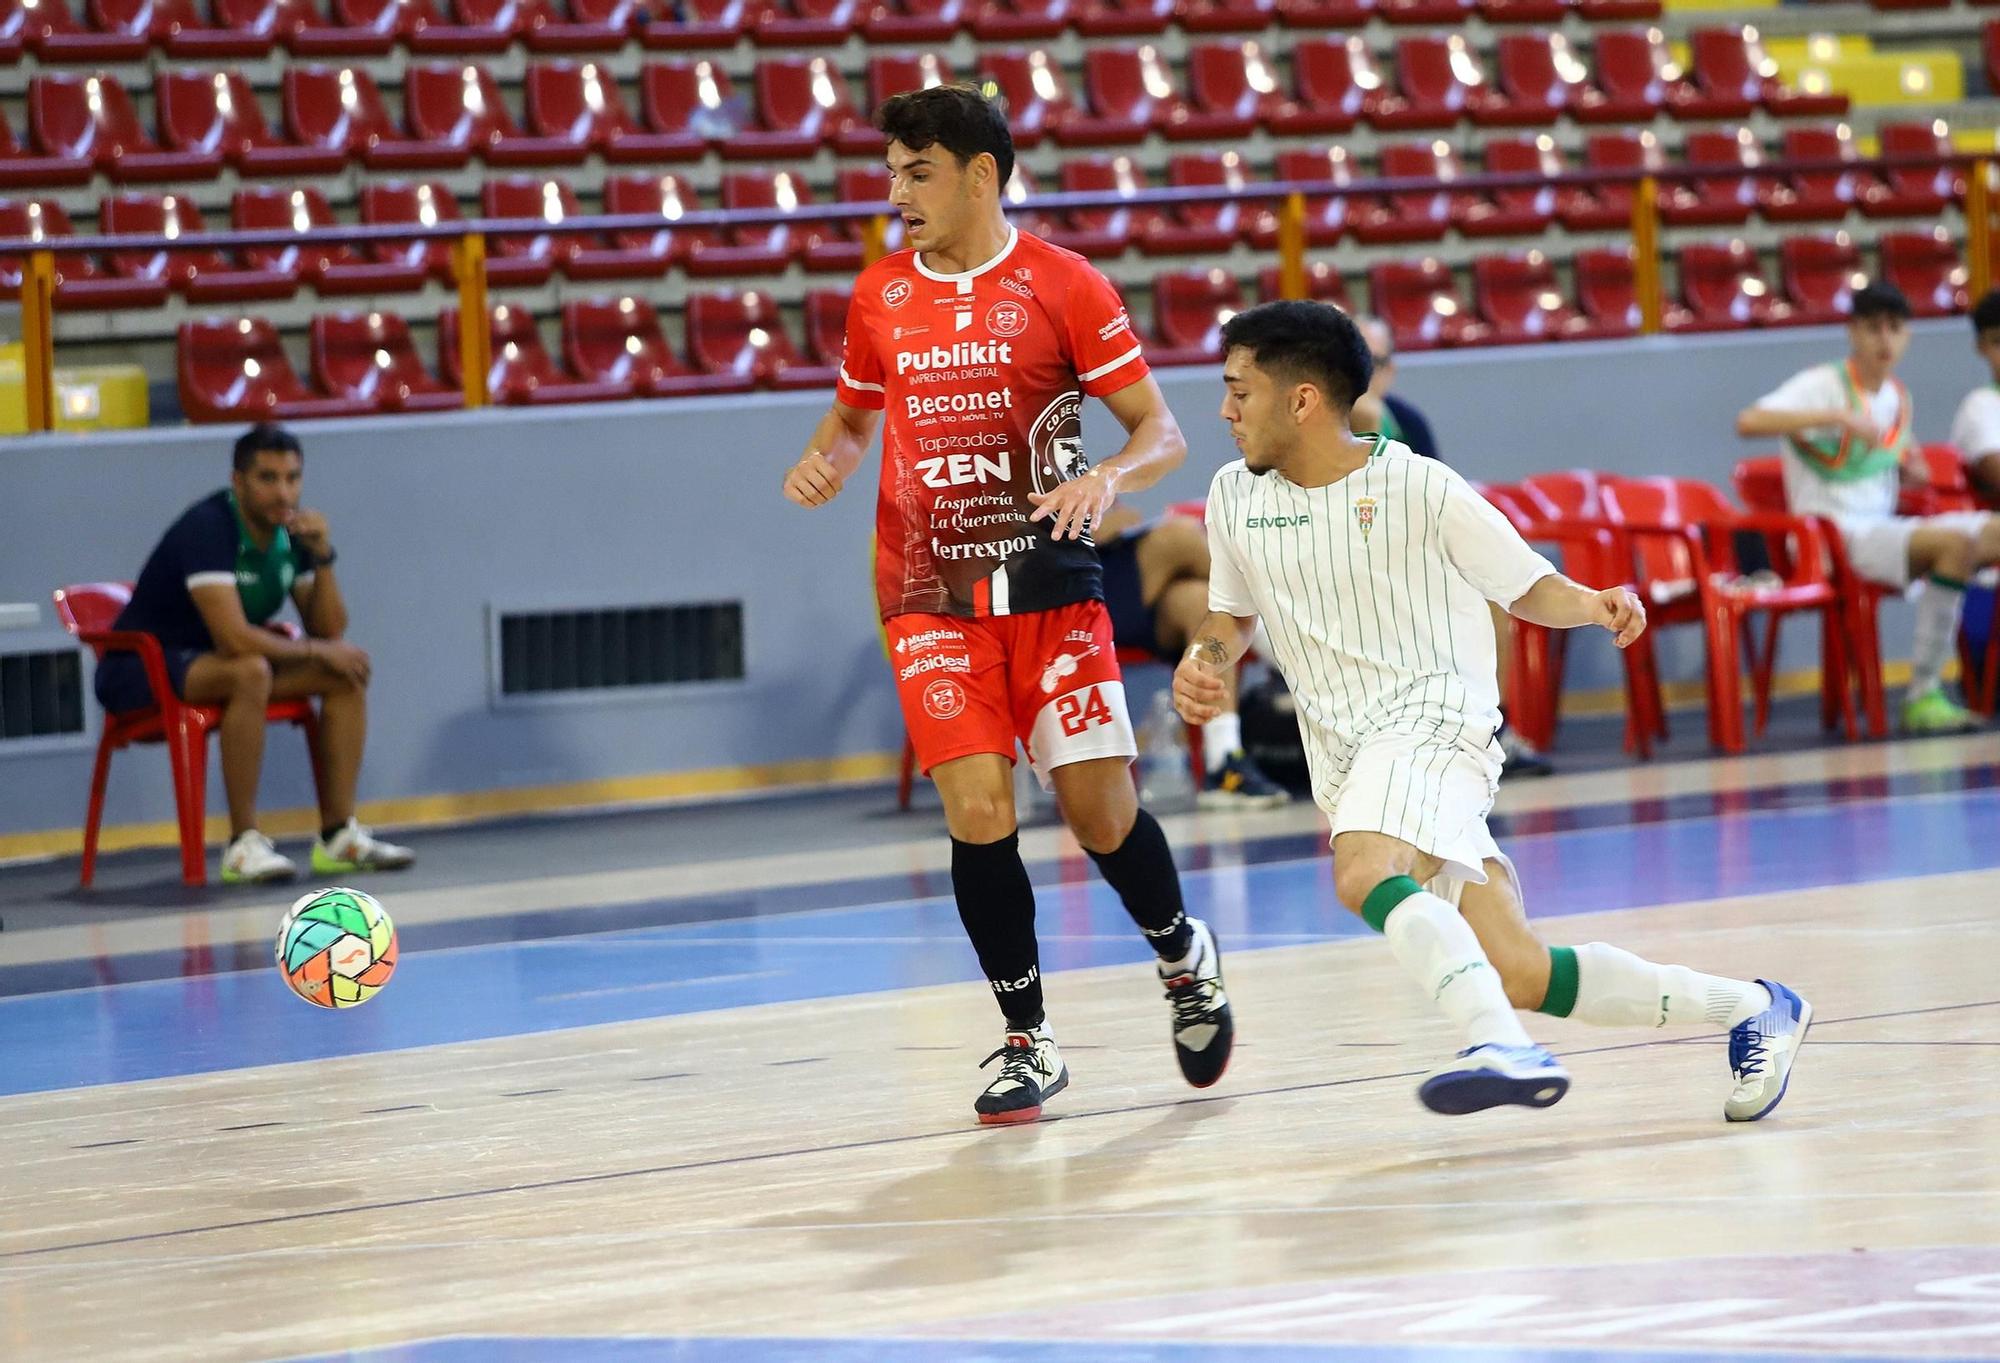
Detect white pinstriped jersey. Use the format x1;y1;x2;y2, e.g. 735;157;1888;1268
1204;438;1556;794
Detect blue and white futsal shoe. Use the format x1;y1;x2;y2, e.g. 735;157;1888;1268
1724;979;1813;1123
1418;1043;1570;1115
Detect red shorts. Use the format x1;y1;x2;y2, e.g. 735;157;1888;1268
886;600;1136;781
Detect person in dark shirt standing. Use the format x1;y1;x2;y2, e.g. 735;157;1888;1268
96;423;413;884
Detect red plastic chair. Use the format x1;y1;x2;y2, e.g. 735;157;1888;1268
562;294;731;398
1689;26;1848;117
1283;37;1376;134
1761;124;1877;223
1367;258;1490;351
102;192;297;302
1864;120;1960;218
979;49;1084;148
526;60;701;162
439;303;632;405
1600;475;1851;752
1777;232;1861;326
1472;251;1594;343
1373;34;1503;130
686;290;833;390
719;169;860;273
1271;146;1362;246
158;68;348;176
1671;240;1791;332
311;309;461;413
178;317;376;422
756;55;878;156
1670;127;1763;228
0;198;170;310
284;64;468;171
756;0;863;44
1879;229;1969;318
53;582;325;888
1573;246;1644;337
28;72;225;182
1150;268;1245;366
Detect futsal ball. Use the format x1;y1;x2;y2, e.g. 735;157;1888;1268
276;887;398;1009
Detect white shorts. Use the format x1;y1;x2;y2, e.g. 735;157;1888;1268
1322;732;1503;886
1832;511;1993;590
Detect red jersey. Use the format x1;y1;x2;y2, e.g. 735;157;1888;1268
835;227;1151;620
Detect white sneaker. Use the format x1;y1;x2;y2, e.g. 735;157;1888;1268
312;818;415;874
1418;1043;1570;1115
221;829;297;885
1724;979;1813;1122
974;1026;1068;1125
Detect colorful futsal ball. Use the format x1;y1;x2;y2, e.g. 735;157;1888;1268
276;887;398;1009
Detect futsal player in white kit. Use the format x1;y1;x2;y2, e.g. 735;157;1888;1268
1174;300;1812;1119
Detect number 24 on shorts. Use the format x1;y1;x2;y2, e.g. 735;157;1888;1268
1056;686;1114;737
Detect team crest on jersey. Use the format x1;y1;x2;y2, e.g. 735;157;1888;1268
882;278;912;309
987;300;1029;337
922;678;967;721
1354;495;1378;540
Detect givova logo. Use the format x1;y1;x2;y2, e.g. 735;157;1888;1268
1245;515;1309;529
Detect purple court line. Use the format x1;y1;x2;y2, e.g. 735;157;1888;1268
8;996;1994;1265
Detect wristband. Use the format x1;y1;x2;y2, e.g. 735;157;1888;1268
315;545;337;566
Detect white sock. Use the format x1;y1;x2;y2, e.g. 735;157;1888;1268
1910;576;1965;697
1564;942;1770;1029
1381;891;1533;1049
1201;712;1242;772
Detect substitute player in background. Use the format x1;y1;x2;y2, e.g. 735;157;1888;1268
1176;301;1810;1120
782;84;1231;1126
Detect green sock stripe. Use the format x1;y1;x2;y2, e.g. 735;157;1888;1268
1539;945;1580;1018
1360;875;1424;933
1929;573;1969;593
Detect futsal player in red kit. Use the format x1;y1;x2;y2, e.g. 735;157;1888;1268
782;84;1232;1125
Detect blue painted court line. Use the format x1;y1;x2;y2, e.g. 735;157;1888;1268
7;761;1999;1000
285;1335;1994;1363
0;785;1996;1098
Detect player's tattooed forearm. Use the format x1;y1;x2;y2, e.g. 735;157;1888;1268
1193;636;1231;669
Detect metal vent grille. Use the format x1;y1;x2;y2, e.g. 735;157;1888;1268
0;650;85;740
498;603;744;697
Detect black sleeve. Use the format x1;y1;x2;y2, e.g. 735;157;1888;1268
1390;395;1441;462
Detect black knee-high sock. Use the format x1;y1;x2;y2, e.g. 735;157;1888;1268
951;832;1044;1030
1086;808;1194;961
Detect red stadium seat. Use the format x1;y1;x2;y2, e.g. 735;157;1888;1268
178;317;375;421
212;0;395;54
1478;0;1567;19
404;62;588;165
1189;40;1341;135
97;0;274;54
755;56;879;156
563;295;738;398
867;54;957;113
0;198;169;309
802;288;850;374
720;170;862;273
1276;0;1373;27
1491;32;1592;125
525;60;701;163
981;49;1086;148
345;0;509;50
863;0;964;41
637;59;809;161
1063;155;1234;257
1590;27;1738;123
1672;239;1791;332
1760;124;1877;223
1179;0;1273;30
1166;151;1278;250
1072;45;1252;144
1149;268;1245;366
0;102;91;188
21;0;152;57
403;0;525;47
1382;139;1547;239
1283;37;1376;134
0;0;22;60
971;0;1065;38
1584;129;1696;230
361;179;556;287
686;290;833;390
158;69;348;176
1572;247;1641;337
1690;26;1848;117
1272;145;1363;246
1377;0;1469;24
1988;19;2000;95
834;166;905;254
102;192;296;302
607;172;785;279
285;65;468;170
1256;259;1351;308
1473;250;1595;342
29;73;225;182
1880;228;1969;317
439;303;632;405
638;0;761;47
311;310;461;412
1072;0;1172;35
482;176;670;280
512;0;632;51
755;0;862;44
1367;258;1490;350
1863;120;1960;219
1777;232;1861;325
232;186;430;295
1482;135;1588;235
1668;127;1762;228
1008;164;1120;256
1373;35;1504;130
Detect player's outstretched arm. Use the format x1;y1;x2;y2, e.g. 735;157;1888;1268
783;401;882;508
1028;375;1187;540
1173;610;1258;724
1508;575;1647;649
1735;403;1878;445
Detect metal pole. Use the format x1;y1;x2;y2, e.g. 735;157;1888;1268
22;249;56;433
1278;192;1307;301
1633;176;1662;336
861;214;888;266
453;232;489;409
1970;159;1994;303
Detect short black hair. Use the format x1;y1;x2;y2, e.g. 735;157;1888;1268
1850;281;1912;323
875;82;1015;190
233;422;302;474
1219;300;1374;411
1971;288;2000;337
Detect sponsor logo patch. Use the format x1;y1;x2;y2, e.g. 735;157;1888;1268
922;677;967;721
882;278;912;309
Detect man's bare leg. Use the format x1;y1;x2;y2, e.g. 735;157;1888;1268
182;653;275;839
273;659;363;832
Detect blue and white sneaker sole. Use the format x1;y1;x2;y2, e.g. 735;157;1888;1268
1727;997;1814;1123
1419;1064;1570;1116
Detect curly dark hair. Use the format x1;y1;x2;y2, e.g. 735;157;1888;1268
874;82;1015;188
1219;300;1374;411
